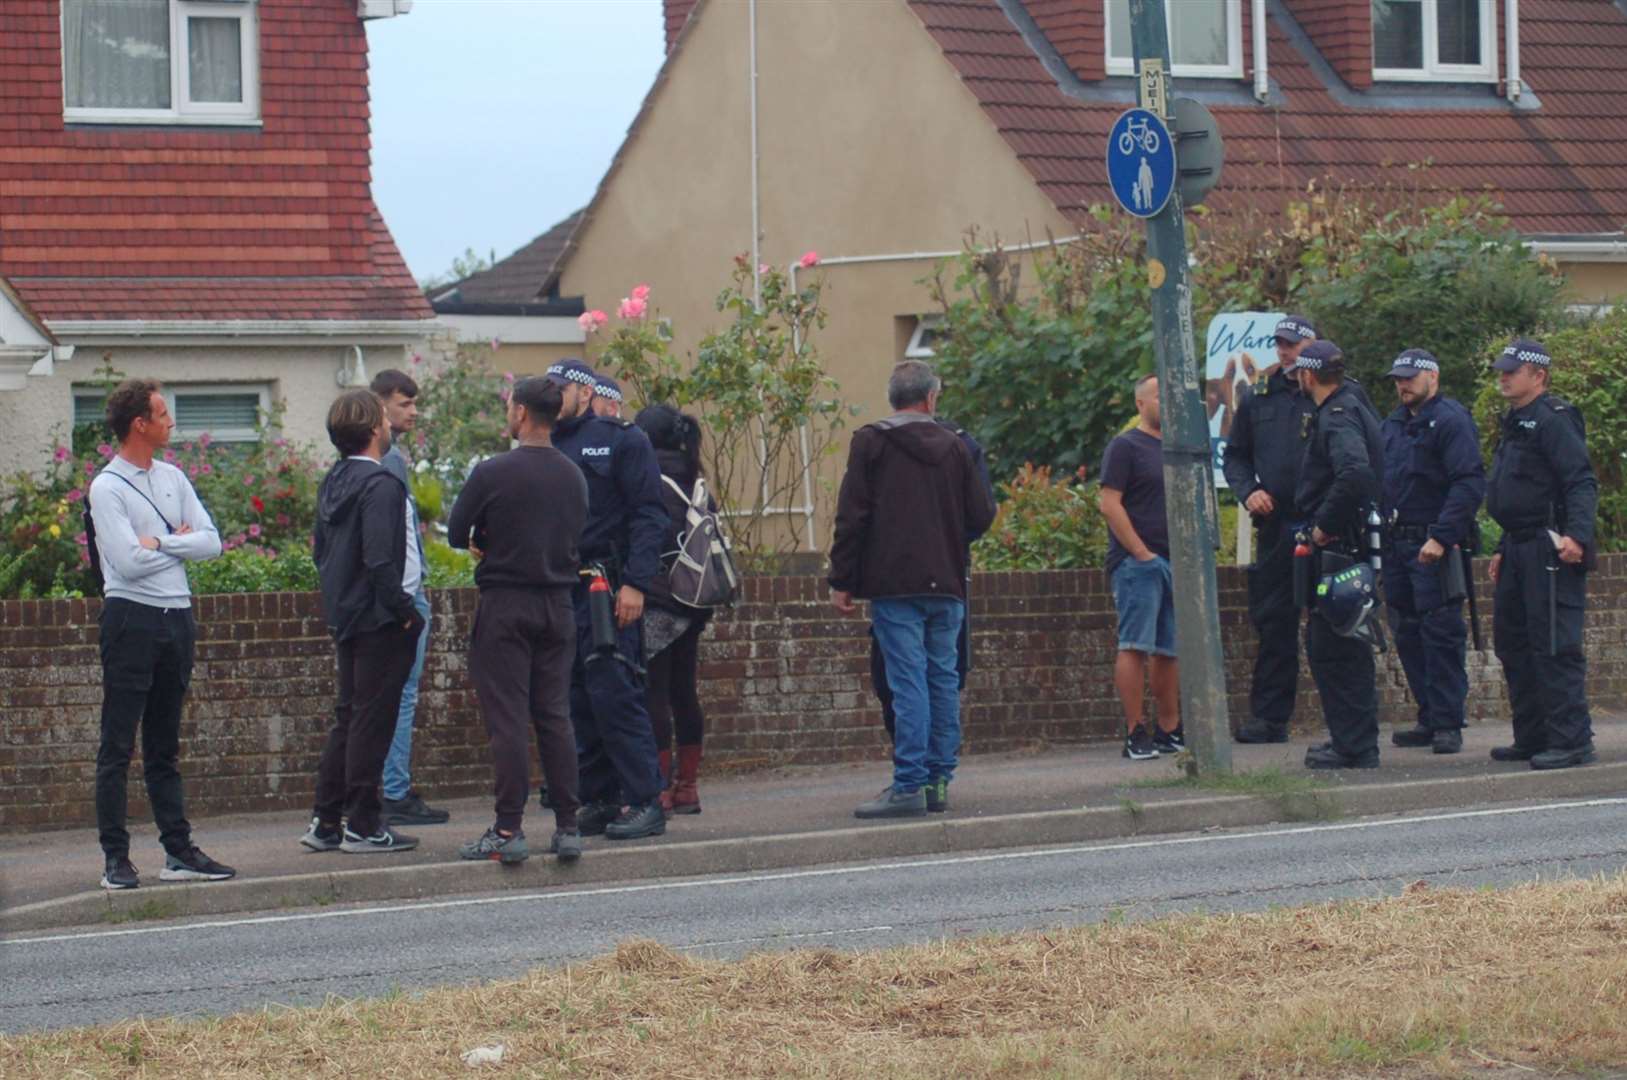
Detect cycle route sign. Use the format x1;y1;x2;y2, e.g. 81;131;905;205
1106;107;1176;219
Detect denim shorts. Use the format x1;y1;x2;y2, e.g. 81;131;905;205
1111;555;1176;657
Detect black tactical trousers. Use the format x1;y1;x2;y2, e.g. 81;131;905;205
1246;516;1303;733
1306;610;1379;758
1385;538;1469;732
1493;536;1592;751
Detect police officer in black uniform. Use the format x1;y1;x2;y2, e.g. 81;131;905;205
1294;340;1386;769
1222;315;1319;743
1486;338;1599;769
546;359;671;837
1380;349;1485;755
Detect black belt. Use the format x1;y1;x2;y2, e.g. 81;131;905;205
1504;527;1550;544
1391;524;1431;542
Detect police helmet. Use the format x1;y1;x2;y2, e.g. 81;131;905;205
1316;563;1378;638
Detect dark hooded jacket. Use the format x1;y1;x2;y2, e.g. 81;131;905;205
643;446;719;614
828;413;997;601
313;457;416;641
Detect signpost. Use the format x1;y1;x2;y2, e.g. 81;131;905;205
1116;0;1233;776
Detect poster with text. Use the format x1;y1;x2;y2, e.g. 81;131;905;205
1205;311;1284;488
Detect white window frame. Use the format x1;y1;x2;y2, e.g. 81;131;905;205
1105;0;1244;79
905;315;945;359
76;383;271;442
1371;0;1498;83
62;0;261;126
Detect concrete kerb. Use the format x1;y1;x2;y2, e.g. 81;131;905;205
5;761;1624;936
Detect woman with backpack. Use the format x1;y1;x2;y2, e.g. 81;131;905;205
635;404;716;815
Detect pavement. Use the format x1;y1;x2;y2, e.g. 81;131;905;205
3;714;1625;934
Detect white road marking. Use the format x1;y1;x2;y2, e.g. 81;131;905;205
678;924;898;951
7;797;1624;948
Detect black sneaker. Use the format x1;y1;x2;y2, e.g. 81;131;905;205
1235;722;1289;744
1304;744;1379;770
1391;724;1434;748
1530;743;1596;770
383;791;450;826
100;856;139;891
160;846;236;882
577;801;620;837
924;776;949;813
1490;743;1544;762
604;802;667;840
1432;729;1463;755
459;826;528;864
854;785;927;819
299;816;342;852
340;825;419;854
1153;725;1185;755
549;829;583;863
1123;724;1158;760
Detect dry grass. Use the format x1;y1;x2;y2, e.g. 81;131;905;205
5;875;1627;1078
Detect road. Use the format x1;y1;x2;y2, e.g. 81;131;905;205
3;798;1624;1034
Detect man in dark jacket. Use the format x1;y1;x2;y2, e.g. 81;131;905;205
830;360;997;819
302;389;426;855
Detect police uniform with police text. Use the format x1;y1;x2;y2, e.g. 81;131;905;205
1380;351;1485;742
1294;346;1386;765
1486;340;1598;764
550;370;670;813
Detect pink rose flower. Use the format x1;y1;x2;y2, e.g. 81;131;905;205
66;488;84;503
578;310;609;333
75;532;88;546
411;352;423;366
201;464;214;475
243;474;256;486
53;446;69;462
248;523;262;538
97;443;112;458
504;371;516;383
618;296;647;320
276;513;291;527
758;263;771;275
630;283;651;302
198;433;212;448
490;337;502;351
163;450;176;463
84;462;97;476
189;465;200;478
799;250;820;269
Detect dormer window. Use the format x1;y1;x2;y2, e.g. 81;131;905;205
1105;0;1244;79
1372;0;1497;82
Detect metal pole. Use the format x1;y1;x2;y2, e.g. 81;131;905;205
1130;0;1232;775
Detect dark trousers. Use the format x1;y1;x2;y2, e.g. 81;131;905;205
469;587;580;833
1493;536;1592;751
1385;538;1469;731
1246;517;1303;733
1306;610;1379;757
313;619;422;837
96;599;196;860
570;583;662;807
648;619;705;751
870;620;969;743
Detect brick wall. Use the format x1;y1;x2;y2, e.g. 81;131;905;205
5;559;1627;833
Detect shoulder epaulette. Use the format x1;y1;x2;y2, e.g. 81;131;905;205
618;419;636;429
1253;376;1271;396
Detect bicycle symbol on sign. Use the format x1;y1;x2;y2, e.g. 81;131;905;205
1117;115;1161;155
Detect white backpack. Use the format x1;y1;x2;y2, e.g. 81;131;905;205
661;475;741;609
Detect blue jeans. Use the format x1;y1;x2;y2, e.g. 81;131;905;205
382;588;431;801
871;596;965;792
1111;556;1176;656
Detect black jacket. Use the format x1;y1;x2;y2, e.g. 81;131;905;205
1224;370;1381;522
644;447;717;615
313;457;416;641
551;413;668;592
828;413;997;601
1487;393;1597;551
1295;382;1385;546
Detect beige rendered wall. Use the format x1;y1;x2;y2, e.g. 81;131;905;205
1559;261;1627;305
557;0;1072;551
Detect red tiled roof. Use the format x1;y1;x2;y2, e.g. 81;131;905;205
0;0;432;324
435;210;584;307
908;0;1627;238
664;0;699;51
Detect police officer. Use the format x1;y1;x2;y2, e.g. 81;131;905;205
546;359;671;837
1486;338;1598;769
1222;314;1319;743
1381;349;1485;755
1294;340;1385;769
591;374;624;420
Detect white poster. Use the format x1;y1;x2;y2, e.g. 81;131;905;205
1205;310;1284;488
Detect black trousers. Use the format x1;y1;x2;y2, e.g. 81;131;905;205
1246;516;1303;734
648;619;705;751
1493;537;1592;751
570;583;662;807
469;587;580;833
313;618;422;837
96;599;196;860
1384;537;1469;731
1306;610;1379;757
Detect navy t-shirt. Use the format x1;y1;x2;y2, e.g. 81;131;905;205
1099;428;1170;577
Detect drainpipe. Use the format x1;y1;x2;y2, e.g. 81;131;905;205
1505;0;1520;103
748;0;762;310
1252;0;1269;102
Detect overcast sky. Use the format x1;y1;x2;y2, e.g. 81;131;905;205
366;0;666;285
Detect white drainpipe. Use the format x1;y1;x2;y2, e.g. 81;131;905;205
1253;0;1269;102
1505;0;1521;103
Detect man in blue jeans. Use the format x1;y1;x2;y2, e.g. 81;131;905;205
829;360;997;819
1099;374;1183;760
371;369;450;827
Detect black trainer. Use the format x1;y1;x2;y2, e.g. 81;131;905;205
549;829;583;863
459;826;528;864
1432;729;1463;755
340;825;419;854
1234;722;1289;744
577;801;620;837
160;846;236;882
1123;724;1158;760
100;856;139;891
604;802;666;840
1490;743;1545;762
299;816;343;852
925;776;949;813
1530;743;1596;770
383;791;450;826
1391;724;1433;748
1305;744;1379;770
1153;725;1185;755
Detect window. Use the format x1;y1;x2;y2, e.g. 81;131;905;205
62;0;260;125
1106;0;1243;78
904;316;946;359
1372;0;1496;82
74;383;270;443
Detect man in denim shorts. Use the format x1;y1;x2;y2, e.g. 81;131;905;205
1098;374;1182;760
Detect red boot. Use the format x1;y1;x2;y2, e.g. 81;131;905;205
672;744;702;814
658;749;674;817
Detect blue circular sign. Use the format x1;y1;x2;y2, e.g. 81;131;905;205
1106;108;1176;218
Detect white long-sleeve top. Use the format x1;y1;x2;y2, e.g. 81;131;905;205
88;454;222;609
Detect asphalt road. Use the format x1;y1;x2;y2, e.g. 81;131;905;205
3;798;1625;1035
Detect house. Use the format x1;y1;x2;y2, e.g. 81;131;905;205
440;0;1627;549
0;0;436;471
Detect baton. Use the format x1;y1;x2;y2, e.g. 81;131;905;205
1462;546;1483;652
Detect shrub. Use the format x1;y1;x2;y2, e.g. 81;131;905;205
410;343;513;501
973;464;1107;571
187;547;319;595
424;540;475;589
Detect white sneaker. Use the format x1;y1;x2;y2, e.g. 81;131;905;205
339;825;419;854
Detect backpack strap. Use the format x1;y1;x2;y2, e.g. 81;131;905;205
104;469;178;534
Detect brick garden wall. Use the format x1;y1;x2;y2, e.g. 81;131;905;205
5;559;1627;833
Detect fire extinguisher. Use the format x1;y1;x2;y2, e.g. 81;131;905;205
1292;528;1314;609
586;566;617;654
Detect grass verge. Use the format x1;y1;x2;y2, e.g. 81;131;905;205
6;874;1626;1078
1128;765;1341;820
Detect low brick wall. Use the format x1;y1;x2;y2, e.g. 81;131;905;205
5;559;1627;833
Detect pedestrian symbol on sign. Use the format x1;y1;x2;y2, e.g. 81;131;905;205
1106;108;1176;219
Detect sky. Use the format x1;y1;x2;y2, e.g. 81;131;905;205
366;0;666;285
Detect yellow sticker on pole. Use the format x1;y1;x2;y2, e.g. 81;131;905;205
1147;258;1167;289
